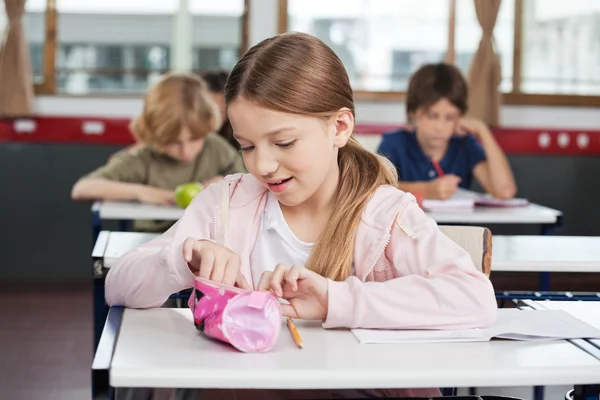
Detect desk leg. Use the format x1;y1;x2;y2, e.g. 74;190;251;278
539;221;560;292
93;307;123;400
534;385;544;400
92;368;110;400
94;278;108;350
541;223;555;236
539;273;551;292
118;219;130;232
92;209;101;243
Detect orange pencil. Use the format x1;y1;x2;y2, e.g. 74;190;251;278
286;317;303;349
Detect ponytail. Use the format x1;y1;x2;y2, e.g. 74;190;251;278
305;137;398;281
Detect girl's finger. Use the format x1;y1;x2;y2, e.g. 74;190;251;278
236;273;252;290
197;248;215;280
270;264;291;297
182;238;195;262
257;271;273;292
283;265;303;292
210;252;227;283
222;255;241;286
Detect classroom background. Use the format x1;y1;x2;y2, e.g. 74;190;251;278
1;0;600;399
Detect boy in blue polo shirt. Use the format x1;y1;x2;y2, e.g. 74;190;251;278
377;63;516;200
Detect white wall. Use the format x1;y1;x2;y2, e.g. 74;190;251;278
32;0;600;130
34;95;600;130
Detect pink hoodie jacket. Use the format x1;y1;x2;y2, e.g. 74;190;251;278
105;173;497;396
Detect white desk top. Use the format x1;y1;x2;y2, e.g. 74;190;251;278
93;197;562;226
93;231;159;268
93;201;184;221
110;308;600;389
492;235;600;273
426;203;561;224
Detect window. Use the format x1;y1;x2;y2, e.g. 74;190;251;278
23;0;246;95
282;0;600;106
56;44;170;94
191;0;245;72
521;0;600;95
287;0;450;92
455;0;515;92
20;0;600;104
53;0;175;94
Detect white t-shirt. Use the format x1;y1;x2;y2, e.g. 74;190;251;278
250;192;314;287
249;193;387;399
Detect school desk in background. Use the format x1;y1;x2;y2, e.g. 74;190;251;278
91;189;562;238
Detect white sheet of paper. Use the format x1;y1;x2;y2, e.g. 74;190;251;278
422;198;475;210
351;309;600;344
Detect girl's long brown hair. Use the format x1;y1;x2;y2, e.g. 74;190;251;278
225;33;398;281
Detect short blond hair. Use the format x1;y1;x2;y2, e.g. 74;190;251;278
130;73;221;146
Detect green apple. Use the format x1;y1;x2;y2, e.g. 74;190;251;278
175;182;203;208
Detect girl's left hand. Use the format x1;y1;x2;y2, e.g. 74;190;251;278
257;264;329;321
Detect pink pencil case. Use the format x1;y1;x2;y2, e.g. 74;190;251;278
188;278;282;352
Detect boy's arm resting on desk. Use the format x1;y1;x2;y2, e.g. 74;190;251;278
105;181;223;308
469;124;517;199
72;178;176;205
324;202;497;330
71;149;153;202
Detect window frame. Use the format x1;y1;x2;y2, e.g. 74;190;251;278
279;0;600;107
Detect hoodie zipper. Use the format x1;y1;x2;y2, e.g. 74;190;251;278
361;234;391;282
212;181;233;246
361;202;414;282
212;206;218;242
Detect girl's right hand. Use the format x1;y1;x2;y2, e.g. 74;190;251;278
135;185;176;206
182;238;251;289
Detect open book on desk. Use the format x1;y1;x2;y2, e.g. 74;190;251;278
352;309;600;344
475;197;529;207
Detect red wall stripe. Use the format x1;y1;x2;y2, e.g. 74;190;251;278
2;116;600;155
0;120;9;143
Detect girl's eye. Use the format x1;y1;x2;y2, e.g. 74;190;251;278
240;146;254;152
277;140;296;149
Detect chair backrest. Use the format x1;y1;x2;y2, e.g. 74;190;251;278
438;225;492;276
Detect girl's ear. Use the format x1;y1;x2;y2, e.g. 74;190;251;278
331;107;354;148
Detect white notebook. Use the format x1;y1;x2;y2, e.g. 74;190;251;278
352;309;600;344
422;198;475;211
